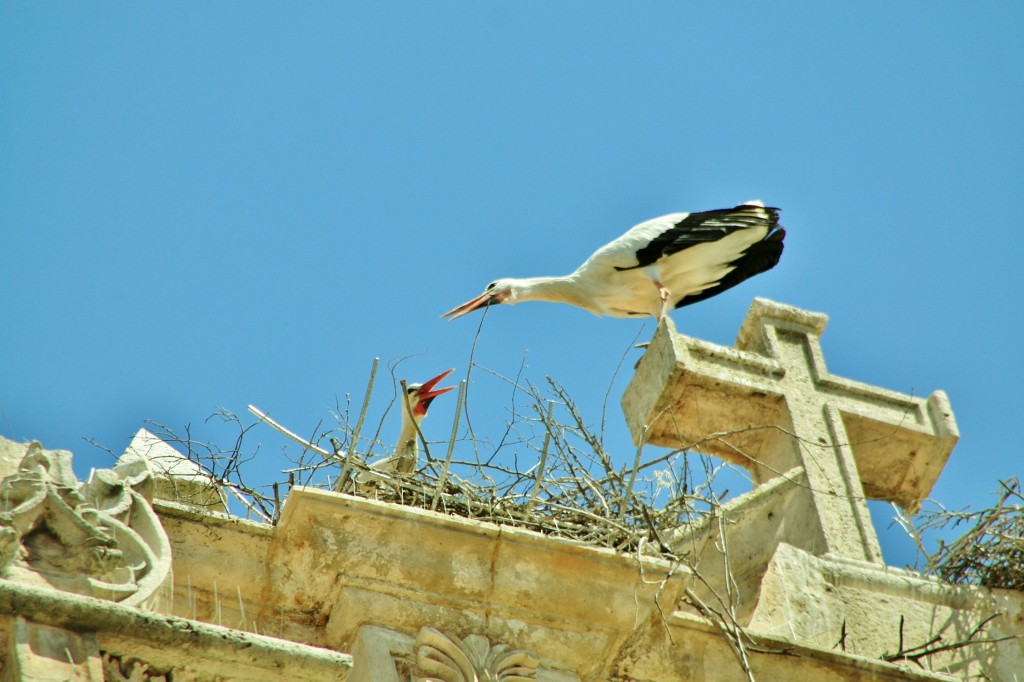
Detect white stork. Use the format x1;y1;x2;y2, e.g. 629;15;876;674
369;368;456;476
442;202;785;322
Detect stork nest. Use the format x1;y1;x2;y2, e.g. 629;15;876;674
913;478;1024;592
146;375;729;562
337;457;704;558
328;378;724;560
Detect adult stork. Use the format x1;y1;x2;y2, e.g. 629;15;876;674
369;368;456;476
442;202;785;322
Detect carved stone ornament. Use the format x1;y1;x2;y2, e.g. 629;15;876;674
0;442;171;606
413;627;539;682
101;652;171;682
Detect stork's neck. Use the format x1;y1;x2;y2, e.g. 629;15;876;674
509;276;602;314
395;403;421;459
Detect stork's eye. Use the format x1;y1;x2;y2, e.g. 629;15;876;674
406;384;420;394
486;281;497;291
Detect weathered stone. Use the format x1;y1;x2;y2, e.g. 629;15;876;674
0;438;177;682
4;616;103;682
0;441;171;609
349;625;577;682
623;298;959;567
120;429;227;513
262;488;686;680
0;579;353;681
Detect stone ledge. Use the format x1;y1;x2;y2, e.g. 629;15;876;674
154;498;274;535
266;488;691;679
668;611;961;682
0;579;352;682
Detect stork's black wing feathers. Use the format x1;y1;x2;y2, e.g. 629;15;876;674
674;225;786;309
630;204;782;270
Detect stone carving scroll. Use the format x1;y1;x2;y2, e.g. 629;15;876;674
0;441;171;607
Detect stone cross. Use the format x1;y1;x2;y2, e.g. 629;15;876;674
622;298;958;564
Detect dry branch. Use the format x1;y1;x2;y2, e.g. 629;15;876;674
899;478;1024;591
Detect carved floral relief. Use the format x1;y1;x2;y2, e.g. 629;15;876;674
413;627;539;682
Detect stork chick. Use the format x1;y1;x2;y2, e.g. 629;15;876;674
374;368;456;476
442;202;784;322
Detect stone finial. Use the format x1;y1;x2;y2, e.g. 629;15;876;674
120;428;227;512
622;298;959;563
0;439;171;607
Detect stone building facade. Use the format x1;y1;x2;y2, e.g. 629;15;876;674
1;299;1021;680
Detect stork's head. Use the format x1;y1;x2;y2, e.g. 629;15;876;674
403;368;456;420
441;279;519;320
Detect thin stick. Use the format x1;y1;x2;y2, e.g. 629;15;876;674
250;403;404;489
223;484;272;524
431;380;466;511
462;305;489;460
337;358;379;491
684;587;756;682
601;323;646;443
619;424;648;521
485;351;529;465
248;405;335;459
524;401;556;517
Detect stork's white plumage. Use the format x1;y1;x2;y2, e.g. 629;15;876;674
442;202;785;322
369;368;455;475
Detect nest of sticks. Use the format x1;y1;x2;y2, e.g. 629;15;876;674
149;360;729;561
908;478;1024;592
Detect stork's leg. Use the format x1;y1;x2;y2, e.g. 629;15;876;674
652;279;671;322
640;268;673;321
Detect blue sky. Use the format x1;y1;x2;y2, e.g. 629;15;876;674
2;3;1021;568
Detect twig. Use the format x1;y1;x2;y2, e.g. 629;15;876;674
524;401;555;518
248;405;335;460
601;323;646;443
683;587;756;682
337;358;379;491
882;612;1015;665
620;424;648;522
461;304;490;460
431;380;466;511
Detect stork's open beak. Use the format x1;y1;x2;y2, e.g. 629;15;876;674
415;368;456;411
441;291;496;320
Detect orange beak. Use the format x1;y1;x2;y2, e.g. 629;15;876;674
413;368;456;415
441;291;496;320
